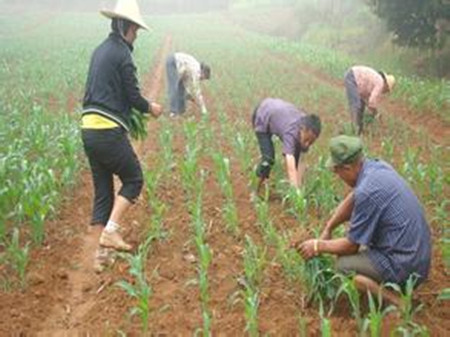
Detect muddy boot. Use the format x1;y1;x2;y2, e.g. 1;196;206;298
93;246;116;273
99;230;132;252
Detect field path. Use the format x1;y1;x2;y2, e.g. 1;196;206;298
34;36;172;336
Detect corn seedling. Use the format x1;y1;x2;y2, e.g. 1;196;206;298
303;157;338;220
437;288;450;301
149;199;168;240
335;275;363;333
275;233;304;282
381;137;395;162
362;290;396;337
254;193;278;246
241;235;266;337
212;153;239;235
282;186;308;224
5;228;30;288
387;275;428;336
158;126;175;172
319;300;332;337
116;236;154;334
195;235;213;337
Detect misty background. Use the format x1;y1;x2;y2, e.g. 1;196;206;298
2;0;450;77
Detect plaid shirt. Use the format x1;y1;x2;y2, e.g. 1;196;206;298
174;52;206;112
348;159;431;285
351;66;385;109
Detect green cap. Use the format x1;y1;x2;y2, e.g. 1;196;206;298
326;135;363;168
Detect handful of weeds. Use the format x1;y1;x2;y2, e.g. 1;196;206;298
129;109;148;141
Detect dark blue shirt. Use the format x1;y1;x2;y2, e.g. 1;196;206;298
348;159;431;285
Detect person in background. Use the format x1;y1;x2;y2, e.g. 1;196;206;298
166;52;211;117
252;98;321;193
294;135;431;306
81;0;162;272
344;65;395;135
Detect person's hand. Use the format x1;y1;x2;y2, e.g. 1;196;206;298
201;106;208;115
150;102;163;118
297;239;318;260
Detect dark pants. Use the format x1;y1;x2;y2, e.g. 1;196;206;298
252;105;275;179
252;105;300;179
344;69;365;135
166;54;186;115
82;128;143;225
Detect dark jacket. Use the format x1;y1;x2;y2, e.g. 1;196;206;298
82;32;150;131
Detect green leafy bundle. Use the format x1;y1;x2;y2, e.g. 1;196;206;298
129;110;148;141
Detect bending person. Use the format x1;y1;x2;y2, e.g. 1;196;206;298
166;52;211;117
344;65;395;135
252;98;321;192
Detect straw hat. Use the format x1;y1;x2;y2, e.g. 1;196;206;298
384;73;396;92
100;0;149;31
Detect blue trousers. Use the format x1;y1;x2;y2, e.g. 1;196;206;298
166;54;186;114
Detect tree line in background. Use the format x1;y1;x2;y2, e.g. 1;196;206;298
368;0;450;49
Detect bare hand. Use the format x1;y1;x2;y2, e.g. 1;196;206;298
150;102;163;118
297;239;317;260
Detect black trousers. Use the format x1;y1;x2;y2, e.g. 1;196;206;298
82;128;143;225
252;104;300;179
252;104;275;178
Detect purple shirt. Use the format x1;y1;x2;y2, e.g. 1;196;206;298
348;159;431;285
253;98;306;156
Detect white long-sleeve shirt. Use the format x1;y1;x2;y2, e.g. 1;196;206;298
174;52;206;113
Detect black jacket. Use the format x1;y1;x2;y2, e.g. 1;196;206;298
82;33;150;131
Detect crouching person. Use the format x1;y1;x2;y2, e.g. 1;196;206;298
252;98;321;193
295;135;431;306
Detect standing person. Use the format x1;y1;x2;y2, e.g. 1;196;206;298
344;65;395;135
294;135;431;306
81;0;162;272
166;52;211;117
252;98;321;193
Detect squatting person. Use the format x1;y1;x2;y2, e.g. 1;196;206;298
165;52;211;117
344;65;395;135
81;0;162;271
295;135;431;306
252;97;321;192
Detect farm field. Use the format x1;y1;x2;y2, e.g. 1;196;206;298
0;9;449;336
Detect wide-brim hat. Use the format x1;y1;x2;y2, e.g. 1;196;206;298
100;0;149;31
384;73;396;92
